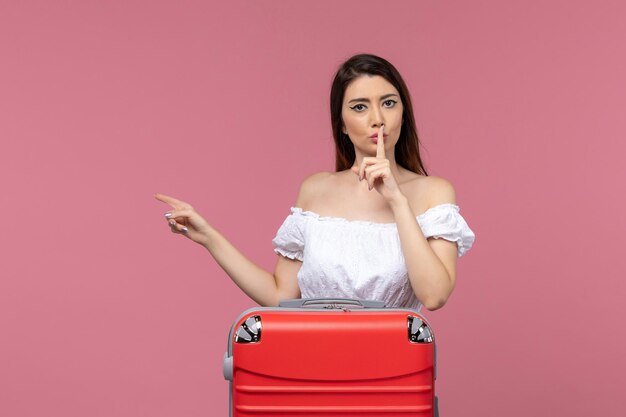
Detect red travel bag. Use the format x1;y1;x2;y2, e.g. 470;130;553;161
223;298;439;416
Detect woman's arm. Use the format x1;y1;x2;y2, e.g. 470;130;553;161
388;178;458;311
356;126;458;310
155;193;302;307
201;223;302;306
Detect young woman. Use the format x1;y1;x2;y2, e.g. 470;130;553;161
155;54;475;312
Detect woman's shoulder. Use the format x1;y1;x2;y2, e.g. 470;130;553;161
402;174;457;208
300;171;337;185
294;171;339;208
298;171;341;193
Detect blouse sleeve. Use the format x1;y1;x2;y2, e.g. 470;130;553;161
417;204;476;258
272;208;306;261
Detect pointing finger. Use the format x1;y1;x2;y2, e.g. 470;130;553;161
155;193;187;208
376;125;385;159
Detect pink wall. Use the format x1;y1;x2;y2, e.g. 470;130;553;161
1;0;624;415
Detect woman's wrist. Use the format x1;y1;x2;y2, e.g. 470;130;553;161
388;193;409;211
198;226;218;250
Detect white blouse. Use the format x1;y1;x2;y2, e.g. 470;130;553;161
272;203;476;311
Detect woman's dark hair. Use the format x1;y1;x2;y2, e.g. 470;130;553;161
330;53;428;175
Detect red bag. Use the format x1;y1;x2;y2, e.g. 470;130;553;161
223;298;439;416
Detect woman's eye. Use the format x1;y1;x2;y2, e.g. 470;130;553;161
350;100;396;112
350;104;366;112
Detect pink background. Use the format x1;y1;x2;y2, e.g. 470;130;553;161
1;0;625;416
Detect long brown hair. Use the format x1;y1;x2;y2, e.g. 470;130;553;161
330;54;428;175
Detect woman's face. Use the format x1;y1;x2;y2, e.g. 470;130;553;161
341;74;404;158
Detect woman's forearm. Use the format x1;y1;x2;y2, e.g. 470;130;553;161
155;193;281;306
389;196;452;310
200;226;279;307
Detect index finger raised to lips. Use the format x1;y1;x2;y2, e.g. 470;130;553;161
376;125;385;158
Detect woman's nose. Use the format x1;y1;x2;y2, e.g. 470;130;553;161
371;108;384;127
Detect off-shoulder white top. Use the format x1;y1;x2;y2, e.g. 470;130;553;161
272;203;475;311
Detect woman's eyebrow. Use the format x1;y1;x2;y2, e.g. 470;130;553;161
348;93;399;104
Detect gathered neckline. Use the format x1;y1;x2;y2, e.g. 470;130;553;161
291;203;459;227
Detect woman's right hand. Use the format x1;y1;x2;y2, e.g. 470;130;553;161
155;193;212;246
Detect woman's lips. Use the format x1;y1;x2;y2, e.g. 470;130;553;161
369;133;388;138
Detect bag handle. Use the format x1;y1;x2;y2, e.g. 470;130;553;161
278;298;386;309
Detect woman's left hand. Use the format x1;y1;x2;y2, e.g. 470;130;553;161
351;125;404;204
